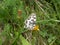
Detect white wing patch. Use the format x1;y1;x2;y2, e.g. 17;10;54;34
24;13;36;30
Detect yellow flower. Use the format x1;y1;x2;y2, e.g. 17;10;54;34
33;25;39;31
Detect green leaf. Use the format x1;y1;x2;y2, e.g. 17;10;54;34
0;38;2;45
2;24;11;37
20;35;31;45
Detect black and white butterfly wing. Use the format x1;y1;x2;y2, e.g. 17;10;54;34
24;13;36;30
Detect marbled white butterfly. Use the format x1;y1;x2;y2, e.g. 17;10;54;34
24;13;39;30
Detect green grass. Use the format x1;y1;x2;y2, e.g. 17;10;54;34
0;0;60;45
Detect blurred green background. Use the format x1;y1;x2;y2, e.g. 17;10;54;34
0;0;60;45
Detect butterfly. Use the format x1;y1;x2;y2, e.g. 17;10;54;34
24;13;39;30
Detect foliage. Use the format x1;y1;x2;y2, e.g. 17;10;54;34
0;0;60;45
